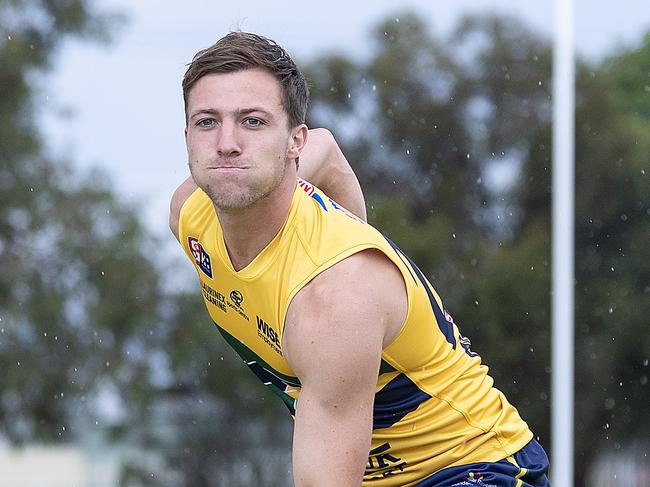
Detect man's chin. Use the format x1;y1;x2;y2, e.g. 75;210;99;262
208;193;253;212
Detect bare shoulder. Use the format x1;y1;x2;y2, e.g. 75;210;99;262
289;249;405;315
283;249;407;380
169;177;198;241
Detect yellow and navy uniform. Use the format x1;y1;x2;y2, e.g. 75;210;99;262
178;180;534;486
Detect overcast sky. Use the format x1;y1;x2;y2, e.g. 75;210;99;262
41;0;650;247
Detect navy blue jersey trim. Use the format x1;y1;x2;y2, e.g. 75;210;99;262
382;237;456;349
373;373;431;430
413;439;550;486
379;358;398;375
212;321;299;414
383;236;418;285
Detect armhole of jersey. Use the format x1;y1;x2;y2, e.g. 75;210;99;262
374;247;413;353
177;186;202;250
279;243;413;354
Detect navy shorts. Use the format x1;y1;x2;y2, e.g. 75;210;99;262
414;439;550;486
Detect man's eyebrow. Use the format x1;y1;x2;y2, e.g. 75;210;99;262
237;107;275;119
189;108;220;120
189;107;275;120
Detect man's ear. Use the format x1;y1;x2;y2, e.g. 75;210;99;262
288;124;309;160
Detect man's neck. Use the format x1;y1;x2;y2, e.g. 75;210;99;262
216;174;297;272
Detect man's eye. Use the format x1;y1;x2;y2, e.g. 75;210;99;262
243;118;264;127
197;118;216;128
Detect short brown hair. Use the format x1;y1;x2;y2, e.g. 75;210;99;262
182;31;309;128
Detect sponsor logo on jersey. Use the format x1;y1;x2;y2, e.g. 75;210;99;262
188;236;213;278
444;308;456;324
445;308;479;357
256;315;282;355
230;290;244;307
366;442;406;478
450;471;498;486
298;178;328;211
298;178;315;195
298;178;364;222
227;290;249;321
201;282;226;312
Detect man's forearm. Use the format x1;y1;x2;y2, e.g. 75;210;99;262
317;144;367;221
292;390;371;487
298;128;367;221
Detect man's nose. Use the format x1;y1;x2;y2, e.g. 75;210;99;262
216;123;241;157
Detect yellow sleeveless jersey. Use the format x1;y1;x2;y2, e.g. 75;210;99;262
178;180;533;486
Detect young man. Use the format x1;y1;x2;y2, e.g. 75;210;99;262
170;32;550;486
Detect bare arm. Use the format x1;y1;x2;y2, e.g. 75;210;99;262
283;250;406;487
298;128;367;221
169;176;199;242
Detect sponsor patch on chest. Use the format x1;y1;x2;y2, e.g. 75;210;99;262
188;236;213;278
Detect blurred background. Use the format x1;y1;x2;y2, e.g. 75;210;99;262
1;0;648;486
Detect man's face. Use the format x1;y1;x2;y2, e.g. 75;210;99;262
185;68;300;211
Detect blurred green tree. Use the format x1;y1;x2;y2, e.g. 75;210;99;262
0;0;153;443
572;37;650;477
602;32;650;122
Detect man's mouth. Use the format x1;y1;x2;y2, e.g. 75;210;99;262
209;165;248;171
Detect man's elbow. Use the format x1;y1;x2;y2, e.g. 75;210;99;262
169;206;180;241
169;190;185;242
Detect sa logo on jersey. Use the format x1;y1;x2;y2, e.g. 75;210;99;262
188;236;213;278
298;178;328;212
